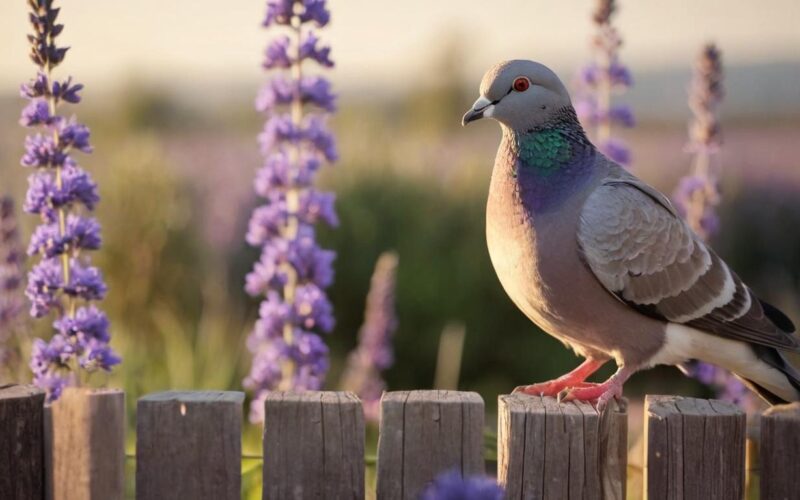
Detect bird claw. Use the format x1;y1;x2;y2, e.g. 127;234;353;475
513;381;558;397
558;383;622;411
513;380;599;397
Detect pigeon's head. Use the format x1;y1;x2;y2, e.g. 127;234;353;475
462;60;571;131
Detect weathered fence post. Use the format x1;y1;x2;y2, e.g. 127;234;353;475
47;387;125;500
760;402;800;500
262;391;365;500
497;395;627;500
377;390;484;500
644;395;745;500
136;391;243;500
0;384;45;500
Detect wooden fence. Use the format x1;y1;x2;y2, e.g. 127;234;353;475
1;384;798;499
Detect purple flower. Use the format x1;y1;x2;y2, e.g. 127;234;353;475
54;305;110;342
300;189;338;226
288;225;335;287
263;36;292;69
256;76;336;113
79;339;121;371
250;291;293;343
579;62;632;89
608;105;635;127
57;118;92;152
21;134;66;168
258;114;302;152
299;0;330;27
245;228;335;297
254;151;321;193
26;258;63;318
64;260;107;301
574;0;634;167
21;0;117;400
356;253;398;371
24;164;100;221
19;99;57;127
245;0;337;422
293;283;334;332
598;138;631;165
303;115;338;161
420;471;504;500
29;335;73;402
21;73;84;104
299;76;336;111
299;32;333;68
246;194;289;245
286;330;329;387
263;0;294;27
258;114;337;161
28;215;101;258
339;252;398;422
20;72;49;99
52;76;83;104
685;361;757;412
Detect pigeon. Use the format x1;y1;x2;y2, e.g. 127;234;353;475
462;59;800;408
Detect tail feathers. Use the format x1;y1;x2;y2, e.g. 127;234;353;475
739;345;800;405
759;298;796;333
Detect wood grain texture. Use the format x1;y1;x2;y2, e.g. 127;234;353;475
262;391;365;500
136;391;244;500
760;402;800;500
47;388;125;500
644;395;745;500
497;395;627;500
0;384;45;500
376;390;484;500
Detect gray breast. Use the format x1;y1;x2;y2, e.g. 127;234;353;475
484;152;666;364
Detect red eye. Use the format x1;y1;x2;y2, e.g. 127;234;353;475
513;77;530;92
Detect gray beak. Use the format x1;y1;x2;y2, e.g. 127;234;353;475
461;96;494;126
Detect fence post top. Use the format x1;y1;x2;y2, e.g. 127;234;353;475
264;390;361;404
0;384;45;400
381;390;484;405
499;393;627;415
138;390;244;404
645;394;743;418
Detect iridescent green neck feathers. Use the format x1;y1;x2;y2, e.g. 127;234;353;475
517;129;575;176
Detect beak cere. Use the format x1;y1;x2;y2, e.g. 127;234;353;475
462;96;494;126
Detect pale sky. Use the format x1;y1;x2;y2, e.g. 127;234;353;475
1;1;799;92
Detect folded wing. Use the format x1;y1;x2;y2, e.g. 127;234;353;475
577;178;798;351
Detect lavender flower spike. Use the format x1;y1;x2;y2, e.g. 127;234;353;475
244;0;339;423
574;0;635;167
340;252;399;422
0;197;27;383
672;44;756;410
21;0;118;401
674;43;724;240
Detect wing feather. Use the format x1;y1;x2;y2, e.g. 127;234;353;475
578;178;798;352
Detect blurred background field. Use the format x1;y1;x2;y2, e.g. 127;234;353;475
1;1;799;496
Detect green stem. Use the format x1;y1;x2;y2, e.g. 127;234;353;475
45;38;75;320
278;17;305;388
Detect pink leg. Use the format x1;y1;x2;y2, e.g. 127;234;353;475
512;359;608;397
560;365;636;410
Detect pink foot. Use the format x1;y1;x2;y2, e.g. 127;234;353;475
514;381;597;397
512;359;607;397
560;366;634;410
